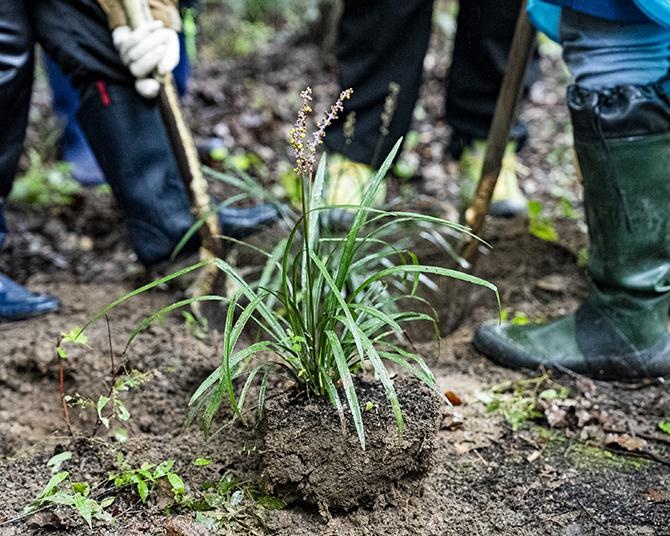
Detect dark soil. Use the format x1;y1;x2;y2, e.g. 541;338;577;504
262;378;439;514
1;5;669;536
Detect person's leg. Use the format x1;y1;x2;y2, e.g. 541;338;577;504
474;9;670;379
33;0;276;267
0;0;60;319
0;0;34;198
446;0;540;217
44;55;106;185
325;0;434;167
445;0;539;153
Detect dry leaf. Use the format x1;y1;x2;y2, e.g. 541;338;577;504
643;488;668;503
440;412;464;431
545;405;567;428
444;390;463;406
604;433;647;452
526;450;541;463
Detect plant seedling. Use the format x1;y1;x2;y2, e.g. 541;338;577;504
186;88;498;449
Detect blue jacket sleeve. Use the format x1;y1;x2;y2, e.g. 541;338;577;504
528;0;670;41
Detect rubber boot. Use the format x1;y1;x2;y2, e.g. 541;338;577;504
459;140;527;218
474;78;670;380
0;201;59;320
325;153;386;229
77;82;277;267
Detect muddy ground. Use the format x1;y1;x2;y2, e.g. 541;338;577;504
2;5;670;536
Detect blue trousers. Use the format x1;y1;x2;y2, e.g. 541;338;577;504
560;8;670;88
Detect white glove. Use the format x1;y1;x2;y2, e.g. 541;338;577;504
112;21;180;98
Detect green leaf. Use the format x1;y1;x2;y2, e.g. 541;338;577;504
97;396;110;428
136;478;149;502
327;331;365;449
153;460;175;479
124;295;229;352
167;473;185;495
41;491;76;506
334;138;403;292
355;326;405;438
74;495;97;527
71;481;90;496
37;471;70;500
47;451;72;473
79;260;212;336
256;495;286;510
62;327;88;346
113;428;129;443
194;458;212;467
659;421;670;435
528;200;558;242
99;496;116;509
539;389;558;400
116;400;131;422
353;264;498;302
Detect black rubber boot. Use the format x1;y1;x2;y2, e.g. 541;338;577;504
77;82;278;266
474;77;670;380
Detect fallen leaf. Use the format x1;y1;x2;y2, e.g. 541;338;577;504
165;516;213;536
535;274;569;294
444;390;463;406
544;405;567;428
604;433;647;452
643;488;668;503
575;409;594;428
440;412;464;431
526;450;541;463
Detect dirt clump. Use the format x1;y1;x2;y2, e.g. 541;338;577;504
261;378;441;515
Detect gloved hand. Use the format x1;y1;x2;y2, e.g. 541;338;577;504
112;20;180;98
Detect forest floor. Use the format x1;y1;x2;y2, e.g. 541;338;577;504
1;6;669;536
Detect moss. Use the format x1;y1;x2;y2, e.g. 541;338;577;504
531;425;650;471
567;443;650;471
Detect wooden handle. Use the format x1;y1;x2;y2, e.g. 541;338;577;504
121;0;224;314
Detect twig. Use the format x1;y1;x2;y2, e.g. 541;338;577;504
575;498;608;530
56;335;74;439
604;446;670;467
603;427;670;447
92;315;119;437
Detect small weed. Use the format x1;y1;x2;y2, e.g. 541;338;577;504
184;473;284;535
577;247;589;268
110;455;185;503
96;370;155;429
25;454;114;528
483;374;569;431
528;200;558;242
500;309;531;326
559;196;578;219
183;311;209;340
659;421;670;435
10;151;81;207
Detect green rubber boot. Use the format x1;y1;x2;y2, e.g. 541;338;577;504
459;140;528;218
324;153;386;228
474;80;670;380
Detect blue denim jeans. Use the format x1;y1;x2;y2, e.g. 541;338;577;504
560;8;670;88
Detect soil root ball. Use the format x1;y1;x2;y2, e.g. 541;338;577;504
261;377;441;515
